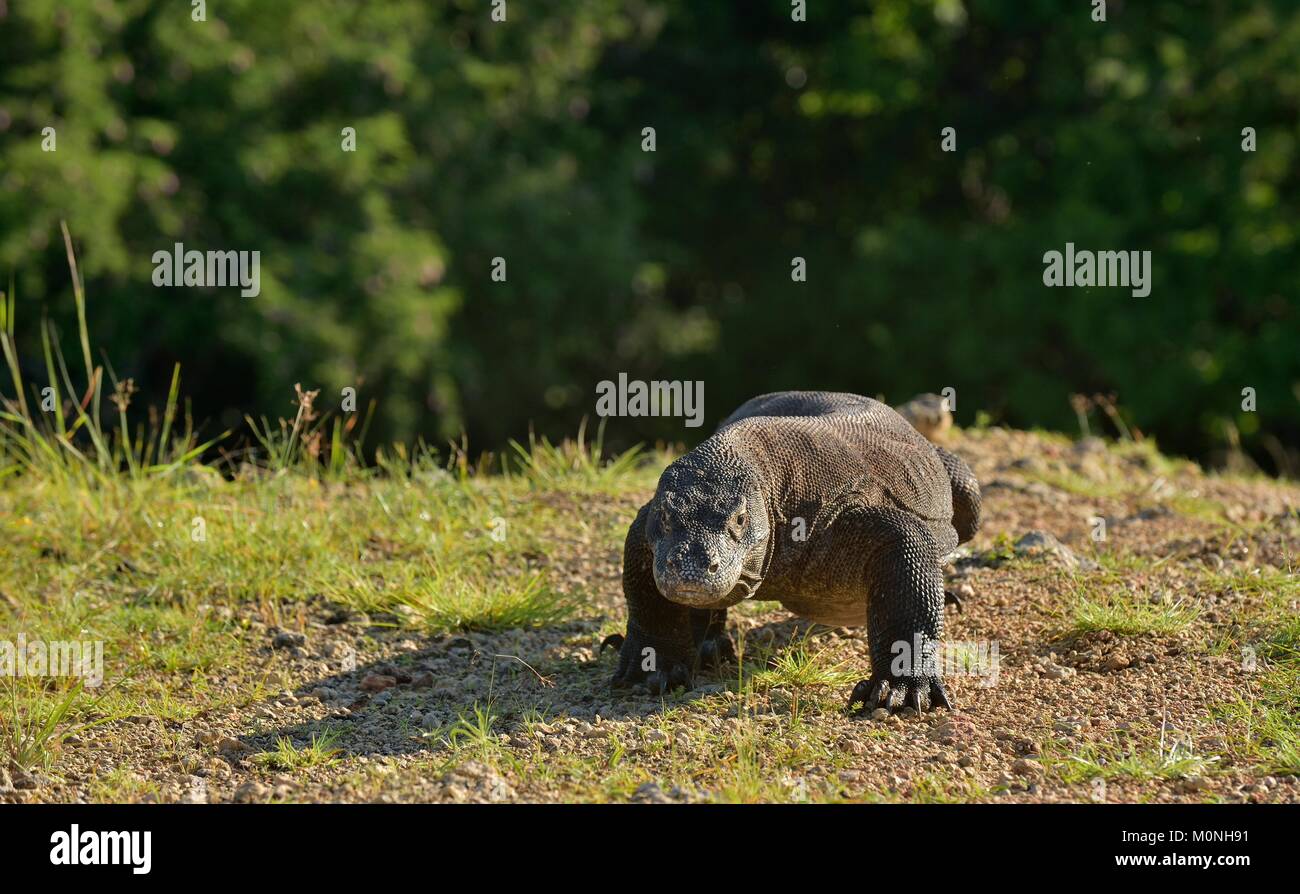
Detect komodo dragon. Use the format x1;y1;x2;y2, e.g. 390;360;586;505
603;391;981;715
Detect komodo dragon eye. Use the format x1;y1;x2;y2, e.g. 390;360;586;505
727;508;747;540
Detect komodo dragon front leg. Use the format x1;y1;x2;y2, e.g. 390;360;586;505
690;608;736;669
603;505;739;691
815;504;953;714
605;506;697;694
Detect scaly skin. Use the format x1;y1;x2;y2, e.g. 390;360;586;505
610;391;981;715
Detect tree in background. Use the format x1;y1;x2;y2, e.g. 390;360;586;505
1;1;1297;470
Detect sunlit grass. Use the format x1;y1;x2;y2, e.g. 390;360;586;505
253;728;345;771
752;632;856;689
1049;729;1219;784
1215;613;1300;776
1064;586;1198;637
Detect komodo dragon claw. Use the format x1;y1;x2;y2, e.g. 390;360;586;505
599;633;625;655
847;674;952;716
944;589;963;613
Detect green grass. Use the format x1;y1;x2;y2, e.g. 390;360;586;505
1064;586;1198;637
1;678;104;774
711;733;807;802
253;728;345;771
751;632;857;689
0;231;650;782
504;421;661;491
1214;609;1300;776
980;531;1019;564
358;568;576;634
905;771;993;803
1050;730;1219;784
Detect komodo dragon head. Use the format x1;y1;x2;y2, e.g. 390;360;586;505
646;454;770;608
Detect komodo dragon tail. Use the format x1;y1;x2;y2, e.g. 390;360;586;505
934;446;981;544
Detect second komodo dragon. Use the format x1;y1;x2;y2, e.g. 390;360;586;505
605;390;981;715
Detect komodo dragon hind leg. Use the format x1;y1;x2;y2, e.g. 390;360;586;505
827;504;953;716
934;446;981;544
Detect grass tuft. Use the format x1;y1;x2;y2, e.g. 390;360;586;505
253;729;345;771
1066;587;1198;637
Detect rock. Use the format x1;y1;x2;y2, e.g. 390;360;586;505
203;758;232;779
218;737;252;755
1011;758;1042;776
870;708;891;721
438;761;514;803
271;630;306;650
310;686;336;702
1045;662;1076;680
179;776;208;804
1102;655;1131;673
642;729;670;746
629;782;673;804
360;673;397;692
1177;776;1209;793
411;672;435;688
1014;531;1099;572
232;780;269;803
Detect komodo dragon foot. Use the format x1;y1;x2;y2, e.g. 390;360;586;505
691;608;737;672
847;673;952;716
601;627;735;677
607;626;693;695
696;631;737;670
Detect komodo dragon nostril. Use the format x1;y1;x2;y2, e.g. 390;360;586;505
708;559;719;574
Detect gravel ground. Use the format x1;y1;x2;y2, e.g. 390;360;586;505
5;427;1298;804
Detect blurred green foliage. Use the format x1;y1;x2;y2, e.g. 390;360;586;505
1;0;1297;468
